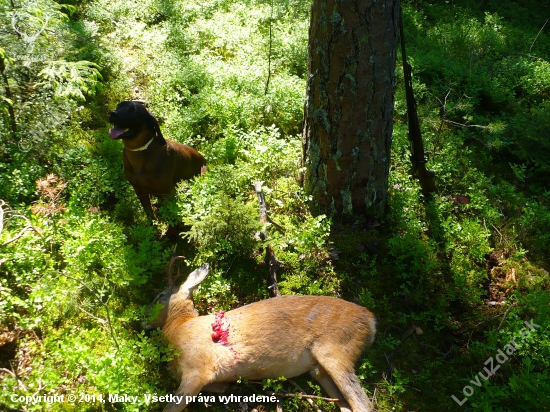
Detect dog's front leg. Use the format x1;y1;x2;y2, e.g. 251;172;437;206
135;191;156;220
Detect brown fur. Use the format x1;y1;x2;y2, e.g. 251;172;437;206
145;264;376;412
108;101;206;216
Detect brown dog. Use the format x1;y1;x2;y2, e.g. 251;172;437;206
108;101;206;217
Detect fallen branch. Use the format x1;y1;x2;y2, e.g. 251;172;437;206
265;245;281;297
253;182;286;233
0;200;42;249
254;182;281;297
1;225;34;248
254;181;268;234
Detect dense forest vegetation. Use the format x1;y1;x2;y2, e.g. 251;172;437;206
1;0;549;410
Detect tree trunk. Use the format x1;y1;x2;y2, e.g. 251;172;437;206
301;0;400;218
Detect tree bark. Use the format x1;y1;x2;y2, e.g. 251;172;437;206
301;0;400;218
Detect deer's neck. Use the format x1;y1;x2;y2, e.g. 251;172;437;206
164;299;198;332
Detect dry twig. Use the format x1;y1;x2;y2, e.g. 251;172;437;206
289;379;324;412
266;391;339;403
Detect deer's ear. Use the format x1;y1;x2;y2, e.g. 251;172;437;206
178;264;210;300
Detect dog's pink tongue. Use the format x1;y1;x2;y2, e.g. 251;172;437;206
109;127;126;139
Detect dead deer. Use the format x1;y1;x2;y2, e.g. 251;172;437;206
145;259;376;412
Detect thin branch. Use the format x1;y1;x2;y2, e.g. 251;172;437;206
1;225;34;247
491;223;504;243
250;381;337;402
289;380;323;412
2;364;28;391
266;391;340;403
60;273;120;350
515;53;549;63
267;215;286;233
0;367;17;379
530;19;549;53
0;57;17;139
498;304;514;331
264;0;274;95
0;200;4;235
0;201;41;248
443;119;488;129
77;304;107;324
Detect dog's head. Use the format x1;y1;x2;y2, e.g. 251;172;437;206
108;101;166;145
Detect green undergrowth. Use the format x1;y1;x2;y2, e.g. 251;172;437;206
2;0;550;411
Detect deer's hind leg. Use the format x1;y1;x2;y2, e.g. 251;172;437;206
310;364;353;412
311;350;373;412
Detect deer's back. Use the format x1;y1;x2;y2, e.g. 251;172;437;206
167;295;375;381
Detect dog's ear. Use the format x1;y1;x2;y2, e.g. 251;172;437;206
146;111;167;146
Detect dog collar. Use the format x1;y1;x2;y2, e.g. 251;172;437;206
128;137;154;152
